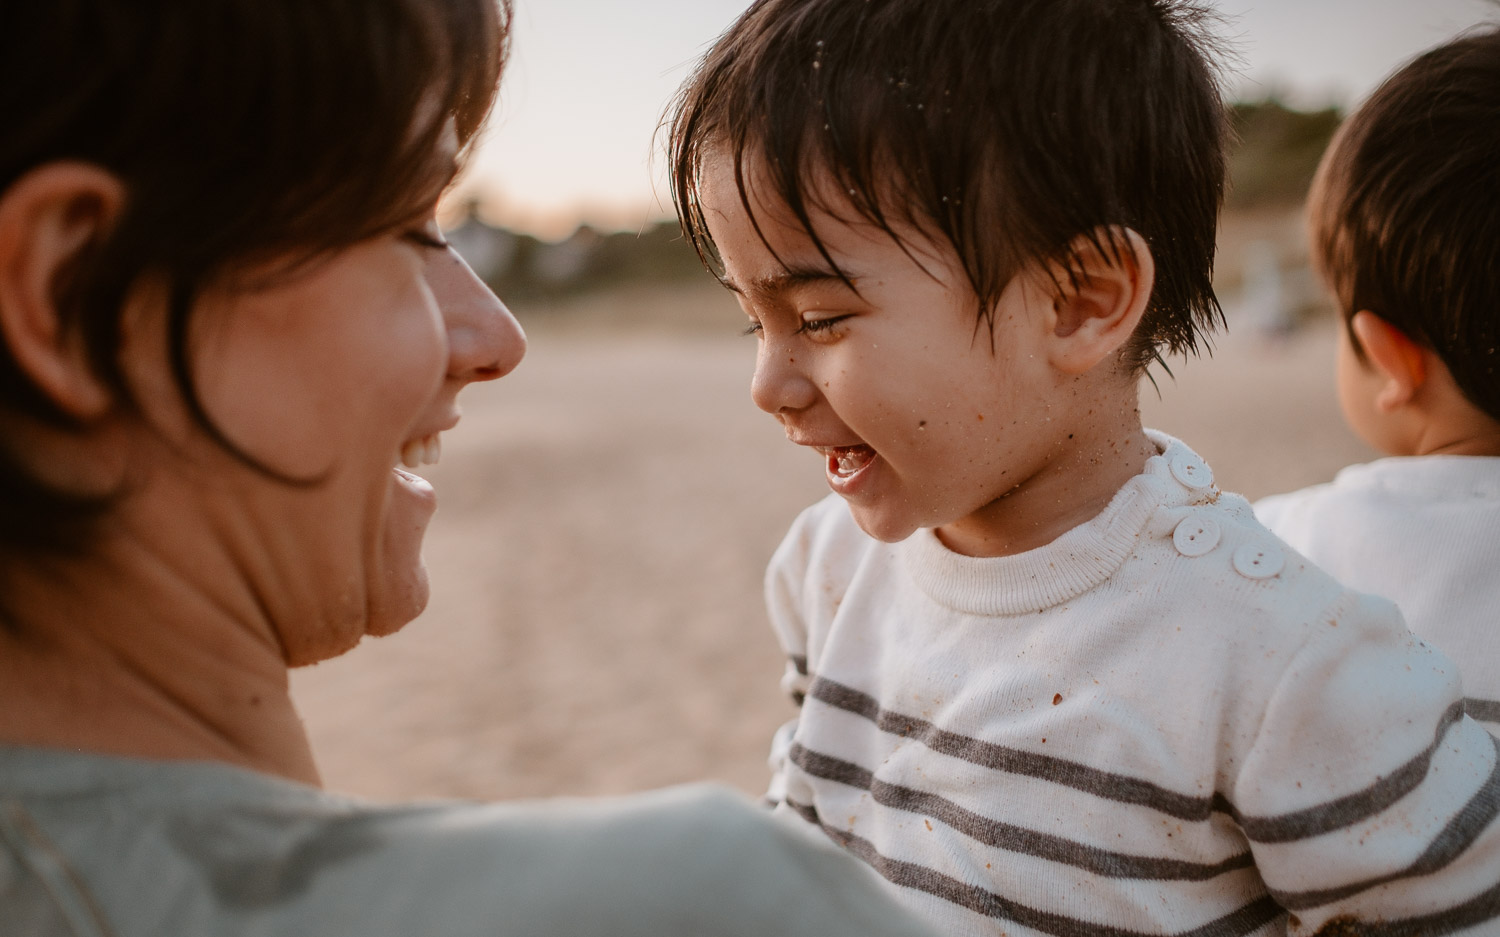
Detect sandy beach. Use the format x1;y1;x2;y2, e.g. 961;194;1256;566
290;280;1376;803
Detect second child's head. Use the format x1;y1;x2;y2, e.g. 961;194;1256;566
668;0;1229;552
1307;27;1500;458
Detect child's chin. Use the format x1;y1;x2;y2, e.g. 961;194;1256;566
848;506;919;544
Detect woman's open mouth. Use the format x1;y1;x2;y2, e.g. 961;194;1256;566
392;432;443;500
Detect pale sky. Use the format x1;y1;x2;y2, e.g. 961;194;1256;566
452;0;1498;237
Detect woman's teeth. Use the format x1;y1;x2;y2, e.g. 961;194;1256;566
399;434;441;469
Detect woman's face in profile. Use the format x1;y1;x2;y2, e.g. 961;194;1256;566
169;213;525;665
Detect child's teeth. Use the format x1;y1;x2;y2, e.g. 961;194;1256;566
831;447;872;476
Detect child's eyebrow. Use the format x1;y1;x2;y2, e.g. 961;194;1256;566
722;265;857;299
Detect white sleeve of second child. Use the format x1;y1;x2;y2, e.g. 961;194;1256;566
1233;589;1500;932
1252;484;1327;548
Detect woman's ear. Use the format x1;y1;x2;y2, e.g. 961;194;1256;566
1043;227;1154;375
0;162;126;419
1348;310;1427;412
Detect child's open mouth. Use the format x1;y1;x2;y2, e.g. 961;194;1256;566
821;444;876;479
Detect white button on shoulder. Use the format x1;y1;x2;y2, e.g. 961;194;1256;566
1233;542;1285;580
1168;450;1215;490
1172;512;1221;557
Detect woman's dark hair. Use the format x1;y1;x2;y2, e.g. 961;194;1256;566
668;0;1228;369
0;0;511;552
1308;26;1500;423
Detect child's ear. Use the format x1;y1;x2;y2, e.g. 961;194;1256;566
1042;227;1154;375
0;162;125;420
1349;310;1426;412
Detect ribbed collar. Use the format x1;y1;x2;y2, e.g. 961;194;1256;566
899;430;1205;615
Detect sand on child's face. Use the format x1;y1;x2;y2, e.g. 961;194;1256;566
698;157;1146;555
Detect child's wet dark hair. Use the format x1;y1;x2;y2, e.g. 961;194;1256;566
1308;26;1500;422
668;0;1229;371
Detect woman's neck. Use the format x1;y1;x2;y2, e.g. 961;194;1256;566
0;537;320;785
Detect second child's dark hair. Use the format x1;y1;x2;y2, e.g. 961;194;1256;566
1308;26;1500;423
669;0;1229;371
0;0;509;553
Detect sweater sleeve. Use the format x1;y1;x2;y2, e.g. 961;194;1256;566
764;509;816;809
1232;589;1500;933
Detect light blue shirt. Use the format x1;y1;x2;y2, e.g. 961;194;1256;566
0;746;939;937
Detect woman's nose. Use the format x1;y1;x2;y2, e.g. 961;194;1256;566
424;247;526;383
749;340;817;415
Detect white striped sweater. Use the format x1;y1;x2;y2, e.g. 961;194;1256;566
764;433;1500;937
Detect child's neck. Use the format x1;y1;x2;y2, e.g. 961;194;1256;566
1389;357;1500;457
1397;393;1500;457
937;400;1156;559
1412;429;1500;457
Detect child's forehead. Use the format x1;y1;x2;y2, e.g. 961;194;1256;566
698;146;956;274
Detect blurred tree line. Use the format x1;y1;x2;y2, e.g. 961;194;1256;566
453;97;1341;302
1226;98;1342;209
452;218;711;302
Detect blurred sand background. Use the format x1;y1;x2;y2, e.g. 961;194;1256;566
289;207;1378;803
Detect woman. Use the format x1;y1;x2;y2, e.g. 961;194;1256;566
0;3;937;934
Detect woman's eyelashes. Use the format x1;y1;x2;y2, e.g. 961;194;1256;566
402;225;450;251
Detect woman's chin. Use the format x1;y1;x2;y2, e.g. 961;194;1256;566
275;471;436;667
365;566;431;637
288;563;429;666
368;467;439;635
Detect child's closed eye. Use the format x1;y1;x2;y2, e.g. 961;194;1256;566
739;313;851;338
797;315;851;337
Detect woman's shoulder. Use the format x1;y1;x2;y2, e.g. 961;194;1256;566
1;755;934;937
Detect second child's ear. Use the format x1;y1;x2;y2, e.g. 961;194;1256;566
1349;310;1427;411
0;162;126;420
1042;227;1154;375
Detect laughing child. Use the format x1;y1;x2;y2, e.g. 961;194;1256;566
667;1;1500;934
1255;29;1500;735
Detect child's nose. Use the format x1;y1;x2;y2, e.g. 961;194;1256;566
750;341;818;415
